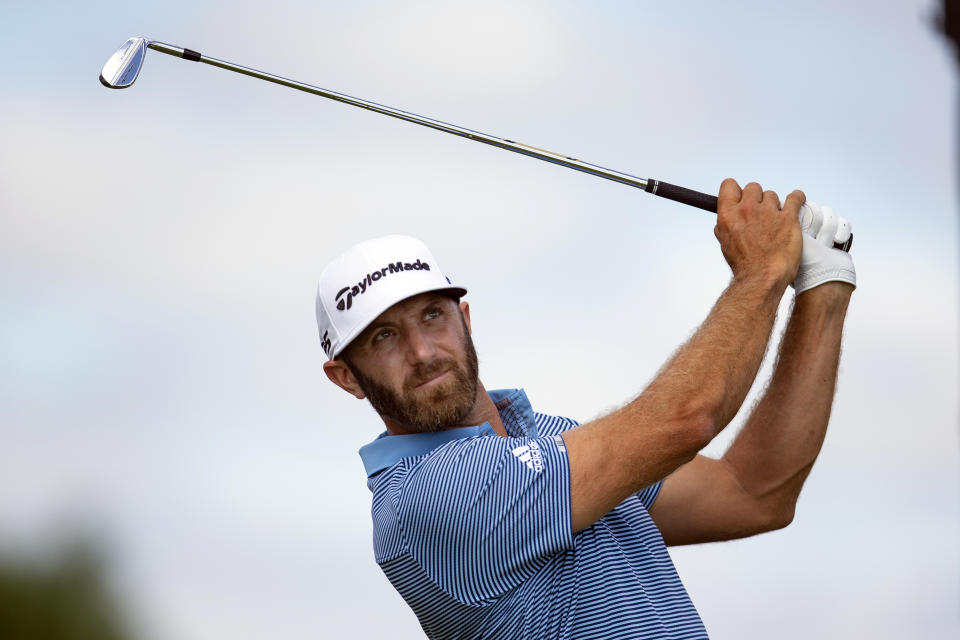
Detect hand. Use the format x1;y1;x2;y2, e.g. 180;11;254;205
715;179;802;288
792;202;857;294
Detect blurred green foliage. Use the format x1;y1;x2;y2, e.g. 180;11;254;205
0;542;134;640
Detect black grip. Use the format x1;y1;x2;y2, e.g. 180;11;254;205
645;179;718;213
182;48;202;62
834;234;852;252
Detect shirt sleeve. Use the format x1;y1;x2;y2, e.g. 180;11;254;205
636;480;664;509
396;433;573;605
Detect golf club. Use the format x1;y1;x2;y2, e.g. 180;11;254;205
100;36;852;251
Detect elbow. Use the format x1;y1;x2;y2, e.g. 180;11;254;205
761;501;796;533
774;502;796;530
673;399;716;457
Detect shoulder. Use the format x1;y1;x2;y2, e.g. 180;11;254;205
395;433;570;519
534;411;580;436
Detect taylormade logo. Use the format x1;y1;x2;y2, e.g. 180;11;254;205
512;441;543;473
335;259;431;311
320;330;332;357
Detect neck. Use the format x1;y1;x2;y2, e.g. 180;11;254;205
383;380;508;436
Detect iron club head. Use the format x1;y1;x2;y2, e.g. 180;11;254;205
100;37;148;88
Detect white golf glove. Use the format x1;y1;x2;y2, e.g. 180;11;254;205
792;202;857;294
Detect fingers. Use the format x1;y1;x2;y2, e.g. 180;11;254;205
718;178;742;209
816;205;840;247
834;215;852;245
762;189;781;209
796;202;852;250
720;179;779;209
797;202;823;237
782;189;806;218
742;182;763;203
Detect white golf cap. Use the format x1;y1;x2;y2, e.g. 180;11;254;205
315;235;467;359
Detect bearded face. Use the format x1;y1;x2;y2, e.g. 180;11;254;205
343;313;480;433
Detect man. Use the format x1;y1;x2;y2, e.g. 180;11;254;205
317;179;856;639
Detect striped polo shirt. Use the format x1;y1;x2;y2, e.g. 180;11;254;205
359;388;708;639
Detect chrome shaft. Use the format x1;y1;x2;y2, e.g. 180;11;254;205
146;41;650;192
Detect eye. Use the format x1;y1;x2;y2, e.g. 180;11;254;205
372;328;395;344
424;309;441;321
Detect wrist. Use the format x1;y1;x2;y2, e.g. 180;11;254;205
732;268;791;301
794;281;853;317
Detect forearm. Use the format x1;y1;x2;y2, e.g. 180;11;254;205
722;282;853;515
586;272;787;472
642;273;787;440
566;273;788;531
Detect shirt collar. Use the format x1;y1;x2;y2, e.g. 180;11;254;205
358;388;537;478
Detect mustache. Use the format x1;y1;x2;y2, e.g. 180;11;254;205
404;358;456;390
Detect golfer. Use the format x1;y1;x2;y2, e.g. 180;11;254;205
317;179;856;639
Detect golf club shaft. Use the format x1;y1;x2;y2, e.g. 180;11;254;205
146;41;720;214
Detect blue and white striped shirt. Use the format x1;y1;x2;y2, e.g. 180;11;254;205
359;388;708;639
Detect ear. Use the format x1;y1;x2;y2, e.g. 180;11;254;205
459;300;472;334
323;359;366;399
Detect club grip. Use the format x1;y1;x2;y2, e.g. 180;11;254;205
645;179;718;213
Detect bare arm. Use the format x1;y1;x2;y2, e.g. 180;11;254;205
649;281;853;544
562;180;803;532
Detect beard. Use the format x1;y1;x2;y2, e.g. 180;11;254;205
346;322;480;433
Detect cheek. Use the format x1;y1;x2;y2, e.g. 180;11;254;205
360;355;407;389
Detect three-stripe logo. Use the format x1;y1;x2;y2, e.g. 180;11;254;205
511;441;543;473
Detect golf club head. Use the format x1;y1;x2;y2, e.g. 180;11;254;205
100;37;148;88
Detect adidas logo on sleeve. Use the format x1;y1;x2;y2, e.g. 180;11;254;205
511;441;544;473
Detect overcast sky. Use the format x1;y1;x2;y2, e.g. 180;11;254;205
2;1;958;638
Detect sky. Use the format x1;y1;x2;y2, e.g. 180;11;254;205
1;1;958;638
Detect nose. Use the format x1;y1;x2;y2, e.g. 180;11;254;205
403;324;437;364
